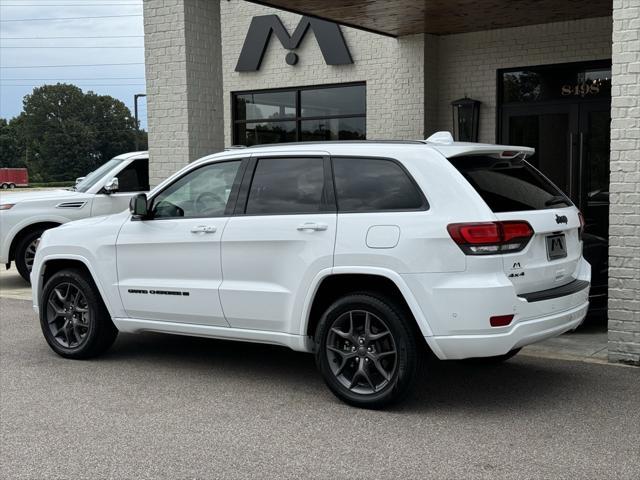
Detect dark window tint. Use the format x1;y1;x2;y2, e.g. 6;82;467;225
116;158;149;192
300;117;365;141
235;91;296;121
300;85;365;117
332;157;424;212
232;83;366;146
449;156;572;212
236;121;296;146
246;158;326;215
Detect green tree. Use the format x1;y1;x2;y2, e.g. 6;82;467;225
0;118;24;168
7;84;147;182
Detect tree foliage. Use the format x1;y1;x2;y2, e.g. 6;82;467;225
0;84;147;182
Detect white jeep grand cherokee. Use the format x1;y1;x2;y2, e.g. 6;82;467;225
0;151;149;282
32;135;590;408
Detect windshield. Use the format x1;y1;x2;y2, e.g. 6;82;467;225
74;158;124;193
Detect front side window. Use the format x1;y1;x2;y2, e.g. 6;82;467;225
152;161;241;219
245;157;326;215
233;83;366;146
332;157;425;212
116;158;149;192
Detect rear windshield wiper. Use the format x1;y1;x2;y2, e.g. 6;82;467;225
545;195;570;207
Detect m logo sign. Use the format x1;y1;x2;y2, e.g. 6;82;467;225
235;15;353;72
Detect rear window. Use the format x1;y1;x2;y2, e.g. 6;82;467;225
449;156;572;212
332;157;425;212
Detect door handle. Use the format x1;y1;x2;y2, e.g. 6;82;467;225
190;225;217;234
297;222;328;231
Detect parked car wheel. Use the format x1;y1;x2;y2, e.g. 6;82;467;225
315;293;420;409
40;268;118;359
15;229;46;282
0;183;7;189
9;183;15;189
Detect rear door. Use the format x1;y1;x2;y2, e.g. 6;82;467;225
219;154;336;333
449;155;582;294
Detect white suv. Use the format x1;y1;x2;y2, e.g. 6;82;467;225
31;135;590;408
0;152;149;281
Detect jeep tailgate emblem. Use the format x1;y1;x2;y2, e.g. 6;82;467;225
555;214;568;224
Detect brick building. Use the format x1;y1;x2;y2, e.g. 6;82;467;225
142;0;639;365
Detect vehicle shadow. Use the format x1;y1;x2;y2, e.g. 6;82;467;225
106;331;598;414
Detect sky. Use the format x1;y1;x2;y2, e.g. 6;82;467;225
0;0;147;129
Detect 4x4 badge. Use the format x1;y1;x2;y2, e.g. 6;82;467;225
555;214;568;224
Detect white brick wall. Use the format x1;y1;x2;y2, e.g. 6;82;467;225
433;17;613;142
220;0;425;146
608;0;640;365
143;0;224;186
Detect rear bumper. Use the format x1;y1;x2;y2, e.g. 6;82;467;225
428;299;588;360
403;257;591;360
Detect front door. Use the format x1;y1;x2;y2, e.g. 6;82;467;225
116;159;243;325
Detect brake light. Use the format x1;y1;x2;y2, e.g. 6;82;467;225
578;211;585;241
447;221;534;255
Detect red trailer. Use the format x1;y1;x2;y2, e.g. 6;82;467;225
0;168;29;189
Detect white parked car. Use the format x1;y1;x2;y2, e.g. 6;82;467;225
0;152;149;281
31;135;590;408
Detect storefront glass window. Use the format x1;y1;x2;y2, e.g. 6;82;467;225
233;83;366;146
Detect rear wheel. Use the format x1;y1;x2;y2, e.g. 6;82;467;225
15;229;46;282
0;183;7;189
9;183;15;189
315;293;420;409
40;268;118;359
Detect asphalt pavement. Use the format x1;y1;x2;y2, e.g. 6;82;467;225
1;297;639;480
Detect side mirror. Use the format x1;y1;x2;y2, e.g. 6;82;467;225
103;177;119;194
75;177;85;186
129;193;149;219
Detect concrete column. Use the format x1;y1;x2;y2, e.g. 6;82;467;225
143;0;224;186
608;0;640;365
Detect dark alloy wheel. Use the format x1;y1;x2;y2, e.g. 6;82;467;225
326;310;397;395
315;293;420;409
15;229;45;283
40;269;118;359
46;282;91;349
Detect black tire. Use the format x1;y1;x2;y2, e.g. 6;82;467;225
40;268;118;359
465;348;522;364
0;183;7;189
9;183;15;189
15;228;46;283
315;293;421;409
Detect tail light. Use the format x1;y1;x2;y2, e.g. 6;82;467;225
578;211;585;241
447;221;534;255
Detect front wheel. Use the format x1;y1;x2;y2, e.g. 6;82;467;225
315;293;420;409
15;229;45;282
40;269;118;359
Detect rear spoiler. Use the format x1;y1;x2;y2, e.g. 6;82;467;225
423;131;535;159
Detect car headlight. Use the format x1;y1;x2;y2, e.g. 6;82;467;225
0;203;15;210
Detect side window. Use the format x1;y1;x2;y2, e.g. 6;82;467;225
116;158;150;192
332;157;425;212
245;157;326;215
152;161;241;219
